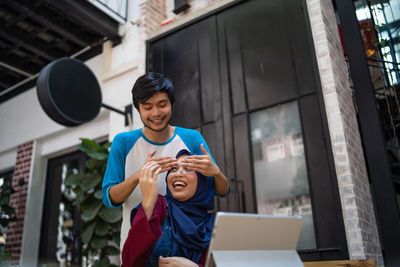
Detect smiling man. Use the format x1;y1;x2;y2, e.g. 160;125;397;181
102;72;229;251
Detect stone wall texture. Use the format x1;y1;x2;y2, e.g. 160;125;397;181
306;0;383;265
140;0;167;36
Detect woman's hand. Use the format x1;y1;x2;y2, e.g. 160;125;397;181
158;256;198;267
139;162;161;220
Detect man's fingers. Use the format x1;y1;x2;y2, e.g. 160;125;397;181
149;163;159;171
160;166;173;173
186;154;207;159
143;161;158;170
185;165;206;172
201;143;209;155
147;150;156;159
151;157;176;165
182;158;208;165
149;156;175;161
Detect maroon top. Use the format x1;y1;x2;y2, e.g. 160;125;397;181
121;195;207;267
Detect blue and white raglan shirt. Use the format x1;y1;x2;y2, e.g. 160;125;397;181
102;126;215;250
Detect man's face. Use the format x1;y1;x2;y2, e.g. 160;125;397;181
167;154;198;202
138;92;172;132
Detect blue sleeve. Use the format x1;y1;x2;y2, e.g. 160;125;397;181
102;134;126;208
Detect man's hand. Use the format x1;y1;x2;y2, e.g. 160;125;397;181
181;144;220;177
139;162;161;220
109;151;176;205
181;144;229;197
158;256;198;267
143;150;176;174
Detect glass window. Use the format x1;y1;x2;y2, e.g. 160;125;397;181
0;170;14;254
355;0;400;86
39;153;84;266
250;101;316;250
57;160;80;265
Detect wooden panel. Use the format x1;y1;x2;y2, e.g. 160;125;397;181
201;123;218;164
149;41;163;73
223;15;247;114
223;0;298;112
198;17;220;123
304;260;375;267
283;0;318;95
233;113;256;213
216;14;235;212
161;25;201;128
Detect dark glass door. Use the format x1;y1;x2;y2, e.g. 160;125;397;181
38;151;85;266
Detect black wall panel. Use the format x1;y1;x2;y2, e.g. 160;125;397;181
223;0;298;112
233;113;256;213
147;0;347;260
299;94;348;259
283;0;318;95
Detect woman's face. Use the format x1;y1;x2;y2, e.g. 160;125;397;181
167;154;198;202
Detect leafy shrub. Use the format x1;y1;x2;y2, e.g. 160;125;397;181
0;174;15;264
64;138;121;267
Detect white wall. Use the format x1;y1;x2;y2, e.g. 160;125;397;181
5;4;147;265
0;87;64;153
0;21;144;161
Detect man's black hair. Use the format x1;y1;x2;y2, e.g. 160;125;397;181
131;72;175;110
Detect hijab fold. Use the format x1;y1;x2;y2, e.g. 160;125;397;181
164;149;215;262
129;149;215;263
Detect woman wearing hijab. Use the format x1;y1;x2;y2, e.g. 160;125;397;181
121;149;219;267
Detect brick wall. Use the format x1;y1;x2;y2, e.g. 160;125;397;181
139;0;167;36
165;0;220;20
5;141;33;264
140;0;227;41
306;0;383;265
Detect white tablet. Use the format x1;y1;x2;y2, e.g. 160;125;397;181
205;212;303;267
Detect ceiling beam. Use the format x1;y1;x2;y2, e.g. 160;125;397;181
0;50;45;74
0;80;11;89
5;0;88;48
0;61;32;77
0;28;56;61
42;0;120;40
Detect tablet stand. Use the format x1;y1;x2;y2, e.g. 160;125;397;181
208;250;304;267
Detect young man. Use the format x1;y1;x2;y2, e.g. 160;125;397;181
102;72;229;251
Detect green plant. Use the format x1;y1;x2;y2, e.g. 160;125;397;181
0;175;15;264
64;138;121;267
0;179;14;231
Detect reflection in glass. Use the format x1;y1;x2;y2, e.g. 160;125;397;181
250;101;316;250
57;160;80;265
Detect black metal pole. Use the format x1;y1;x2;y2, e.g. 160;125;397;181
336;1;400;265
101;103;132;126
101;103;126;115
